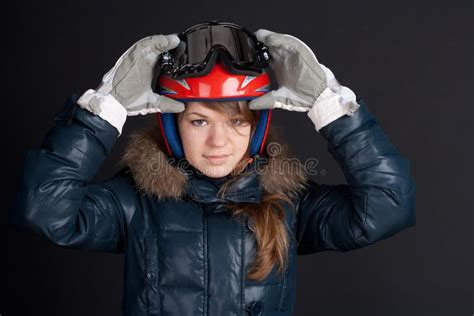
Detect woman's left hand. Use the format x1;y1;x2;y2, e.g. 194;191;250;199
249;29;336;112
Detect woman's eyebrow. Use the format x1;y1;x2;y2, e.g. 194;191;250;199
186;112;209;118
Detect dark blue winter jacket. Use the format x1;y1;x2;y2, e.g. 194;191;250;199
9;95;416;315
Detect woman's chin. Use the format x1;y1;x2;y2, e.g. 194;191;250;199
197;163;234;178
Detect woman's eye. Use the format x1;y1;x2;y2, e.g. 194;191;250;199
230;118;247;126
191;119;207;126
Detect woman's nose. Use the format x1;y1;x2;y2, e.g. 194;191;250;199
206;124;228;147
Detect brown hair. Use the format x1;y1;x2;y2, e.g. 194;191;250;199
178;100;294;282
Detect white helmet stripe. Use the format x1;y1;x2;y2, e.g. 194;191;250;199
241;76;256;89
255;84;270;92
176;79;191;90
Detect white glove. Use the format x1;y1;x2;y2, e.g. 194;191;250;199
77;34;185;134
248;29;360;132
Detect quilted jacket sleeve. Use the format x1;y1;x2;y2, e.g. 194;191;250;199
296;97;416;254
9;95;137;254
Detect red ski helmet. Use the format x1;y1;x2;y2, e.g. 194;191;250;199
156;60;272;159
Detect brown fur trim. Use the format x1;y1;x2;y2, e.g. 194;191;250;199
120;125;308;200
257;132;309;200
120;126;187;200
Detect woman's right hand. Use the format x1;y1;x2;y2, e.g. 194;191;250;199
78;34;185;118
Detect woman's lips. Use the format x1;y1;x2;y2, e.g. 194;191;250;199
204;154;230;165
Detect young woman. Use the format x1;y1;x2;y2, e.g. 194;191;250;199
10;22;416;316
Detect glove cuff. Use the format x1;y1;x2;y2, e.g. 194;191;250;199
77;89;128;135
307;87;360;132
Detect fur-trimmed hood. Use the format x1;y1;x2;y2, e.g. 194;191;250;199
120;126;308;204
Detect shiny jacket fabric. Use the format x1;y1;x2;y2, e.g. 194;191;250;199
10;95;416;316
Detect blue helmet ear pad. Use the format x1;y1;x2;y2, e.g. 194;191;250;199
159;109;272;159
250;109;271;156
160;113;185;159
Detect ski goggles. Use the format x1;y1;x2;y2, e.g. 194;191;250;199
159;21;271;79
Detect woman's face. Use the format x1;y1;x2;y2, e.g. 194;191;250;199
177;101;251;178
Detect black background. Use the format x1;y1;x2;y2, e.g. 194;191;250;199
4;0;473;315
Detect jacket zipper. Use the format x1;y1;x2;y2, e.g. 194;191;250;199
143;237;150;313
202;203;209;316
144;234;160;315
277;269;288;311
